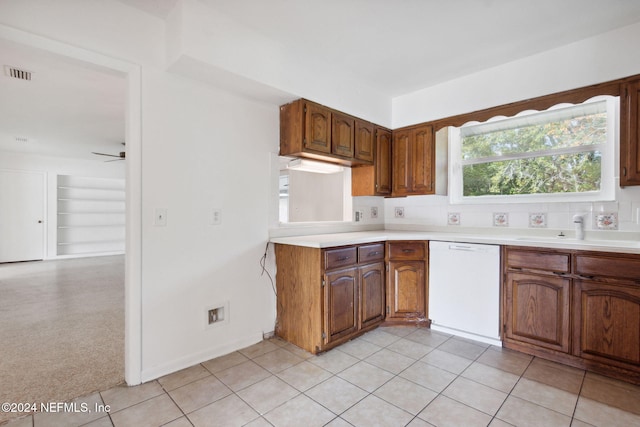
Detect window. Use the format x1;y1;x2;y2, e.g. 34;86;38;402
449;97;617;204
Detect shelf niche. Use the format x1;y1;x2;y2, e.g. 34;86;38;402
56;175;125;256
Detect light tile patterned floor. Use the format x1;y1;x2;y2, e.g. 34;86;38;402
5;326;640;427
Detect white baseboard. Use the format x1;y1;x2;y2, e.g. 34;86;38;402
139;332;264;383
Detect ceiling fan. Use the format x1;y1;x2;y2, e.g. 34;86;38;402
92;142;125;161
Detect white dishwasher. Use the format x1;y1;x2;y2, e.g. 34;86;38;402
428;241;501;346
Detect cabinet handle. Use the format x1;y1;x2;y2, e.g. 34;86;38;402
623;167;627;177
368;251;381;257
578;274;595;279
553;271;568;276
402;249;415;253
337;256;350;261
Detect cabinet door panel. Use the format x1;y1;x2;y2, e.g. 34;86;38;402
574;280;640;366
620;79;640;186
304;102;331;153
332;112;355;157
392;130;411;196
505;272;570;353
355;119;374;162
360;262;385;328
388;260;426;319
376;128;392;195
411;126;434;194
324;268;359;343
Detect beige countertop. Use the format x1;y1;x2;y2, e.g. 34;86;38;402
270;230;640;254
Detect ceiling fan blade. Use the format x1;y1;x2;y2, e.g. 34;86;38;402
92;151;121;158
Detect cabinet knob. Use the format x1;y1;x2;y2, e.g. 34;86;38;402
622;167;627;177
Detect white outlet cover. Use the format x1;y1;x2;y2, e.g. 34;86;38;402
371;207;378;219
394;207;405;218
205;301;229;329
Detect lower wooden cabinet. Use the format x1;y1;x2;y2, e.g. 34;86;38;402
504;271;571;353
359;262;385;329
275;242;385;353
324;267;359;343
573;279;640;370
503;246;640;384
386;241;429;324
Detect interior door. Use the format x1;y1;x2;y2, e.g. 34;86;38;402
0;170;45;262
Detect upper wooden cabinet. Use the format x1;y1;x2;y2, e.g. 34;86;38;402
352;126;392;196
392;124;435;196
620;79;640;186
303;102;332;154
280;99;373;166
331;111;355;158
354;119;375;162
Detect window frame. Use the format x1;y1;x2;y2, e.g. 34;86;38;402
449;96;618;205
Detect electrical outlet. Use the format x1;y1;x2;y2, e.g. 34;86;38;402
371;207;378;219
207;307;223;324
355;209;364;222
205;301;229;328
395;207;405;218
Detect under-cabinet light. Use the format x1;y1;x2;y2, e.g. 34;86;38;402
287;158;343;174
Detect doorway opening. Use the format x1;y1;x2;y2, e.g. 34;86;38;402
0;25;142;423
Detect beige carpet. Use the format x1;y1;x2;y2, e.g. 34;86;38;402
0;256;125;424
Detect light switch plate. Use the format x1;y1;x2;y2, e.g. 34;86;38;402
154;208;167;226
211;208;222;225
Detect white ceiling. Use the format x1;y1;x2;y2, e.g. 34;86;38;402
0;39;126;161
199;0;640;97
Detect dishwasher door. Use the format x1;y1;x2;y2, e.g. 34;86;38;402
428;241;501;345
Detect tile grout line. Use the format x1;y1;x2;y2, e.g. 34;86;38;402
405;336;497;425
569;367;588;425
486;351;536;426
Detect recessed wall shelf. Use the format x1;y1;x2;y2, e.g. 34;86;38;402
56;175;125;256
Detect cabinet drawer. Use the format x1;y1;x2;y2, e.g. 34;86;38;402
358;243;384;263
575;253;640;281
506;248;570;273
324;247;358;270
388;242;425;260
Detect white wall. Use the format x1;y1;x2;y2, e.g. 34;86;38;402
0;0;282;381
139;67;279;377
392;22;640;128
389;21;640;237
0;151;124;258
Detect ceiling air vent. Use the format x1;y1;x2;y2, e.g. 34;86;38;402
4;65;33;81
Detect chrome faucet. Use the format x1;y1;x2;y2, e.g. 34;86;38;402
573;214;585;240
